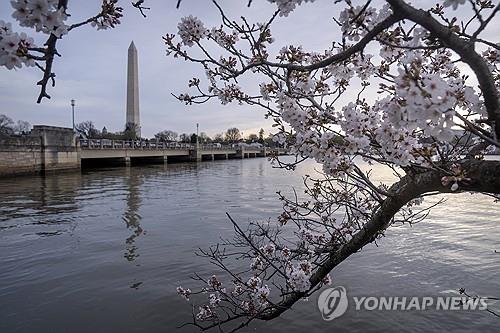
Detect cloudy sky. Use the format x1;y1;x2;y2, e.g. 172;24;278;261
1;1;496;138
0;0;344;138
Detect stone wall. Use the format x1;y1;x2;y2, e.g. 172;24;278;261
0;135;43;176
0;126;80;177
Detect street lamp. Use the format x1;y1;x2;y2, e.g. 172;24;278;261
70;99;75;131
196;123;199;148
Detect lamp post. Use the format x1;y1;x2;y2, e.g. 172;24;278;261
196;123;199;149
70;99;75;131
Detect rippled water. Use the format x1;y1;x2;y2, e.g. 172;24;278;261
0;158;499;332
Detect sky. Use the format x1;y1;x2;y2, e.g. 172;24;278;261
0;0;343;138
1;1;497;138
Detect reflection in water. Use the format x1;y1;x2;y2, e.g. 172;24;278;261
0;173;80;235
0;158;498;333
122;168;144;263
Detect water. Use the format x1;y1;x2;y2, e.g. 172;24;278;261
0;158;498;332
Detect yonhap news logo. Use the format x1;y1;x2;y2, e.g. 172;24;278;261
317;286;349;320
317;286;490;320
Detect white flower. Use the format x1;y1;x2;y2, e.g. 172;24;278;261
299;260;312;275
281;247;291;259
52;23;67;37
277;92;307;130
209;293;221;306
0;53;22;69
176;286;191;301
250;256;263;270
196;305;214;320
43;9;64;31
1;34;20;53
240;300;254;312
260;243;276;256
214;84;243;105
232;283;244;296
246;276;261;290
267;0;316;17
272;132;287;145
27;0;49;17
288;267;310;292
255;285;270;306
259;83;272;101
0;19;39;70
177;15;208;46
207;275;222;289
9;0;68;37
210;27;238;48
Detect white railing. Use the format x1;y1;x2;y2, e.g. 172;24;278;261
80;139;195;150
80;139;286;153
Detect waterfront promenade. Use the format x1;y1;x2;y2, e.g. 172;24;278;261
80;139;276;165
0;126;287;177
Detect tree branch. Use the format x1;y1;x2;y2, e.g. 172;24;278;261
36;0;68;103
232;14;402;76
258;159;500;320
386;0;500;139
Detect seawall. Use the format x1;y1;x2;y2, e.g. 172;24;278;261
0;126;80;177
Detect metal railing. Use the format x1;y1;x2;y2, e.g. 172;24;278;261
80;139;194;150
79;139;286;153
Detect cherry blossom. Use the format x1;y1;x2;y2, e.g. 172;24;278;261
176;286;191;301
165;2;500;328
2;0;124;101
10;0;68;37
267;0;317;17
0;20;36;70
177;15;208;46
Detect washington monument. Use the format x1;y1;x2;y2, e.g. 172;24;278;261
126;41;141;137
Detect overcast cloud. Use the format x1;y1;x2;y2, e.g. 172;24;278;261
0;0;343;138
1;1;498;137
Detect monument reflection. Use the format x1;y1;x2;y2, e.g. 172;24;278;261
122;167;144;262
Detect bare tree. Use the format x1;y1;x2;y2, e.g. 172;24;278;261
75;121;99;139
0;114;14;135
225;127;241;143
213;133;224;143
179;133;191;143
154;130;178;142
13;120;31;134
246;133;259;143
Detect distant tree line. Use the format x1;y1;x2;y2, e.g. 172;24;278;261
163;127;283;147
76;121;285;147
0;114;31;136
75;121;141;141
0;116;285;148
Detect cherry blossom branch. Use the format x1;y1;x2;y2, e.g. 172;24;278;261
36;0;68;103
232;14;402;75
132;0;150;18
167;2;500;329
259;159;500;320
455;113;500;149
471;2;500;41
386;0;500;139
